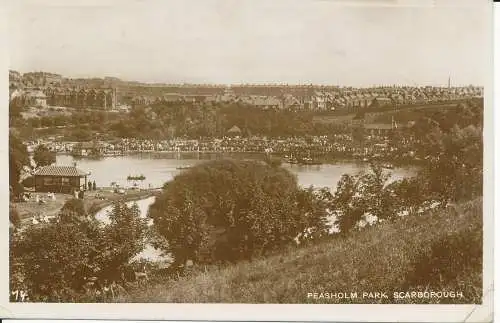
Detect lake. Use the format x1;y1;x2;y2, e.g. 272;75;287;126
56;152;417;191
64;152;417;263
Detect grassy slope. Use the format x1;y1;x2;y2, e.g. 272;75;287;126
120;199;482;304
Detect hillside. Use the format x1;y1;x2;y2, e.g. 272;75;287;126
119;198;482;304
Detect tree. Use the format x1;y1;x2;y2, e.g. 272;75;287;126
9;132;30;199
10;199;148;301
95;202;149;282
33;144;56;168
10;215;102;301
331;164;393;234
59;198;86;222
149;160;327;265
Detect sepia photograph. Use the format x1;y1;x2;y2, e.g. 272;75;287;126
3;0;494;321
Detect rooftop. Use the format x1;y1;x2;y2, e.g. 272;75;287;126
34;165;88;177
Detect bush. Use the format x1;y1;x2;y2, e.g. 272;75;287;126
331;163;397;234
21;176;35;188
10;200;148;301
59;198;86;222
149;160;327;265
33;144;56;168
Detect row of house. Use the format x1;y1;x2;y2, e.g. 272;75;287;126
43;87;117;109
130;85;483;111
9;86;118;110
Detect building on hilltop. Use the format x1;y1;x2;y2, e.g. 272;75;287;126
44;87;117;109
9;89;48;107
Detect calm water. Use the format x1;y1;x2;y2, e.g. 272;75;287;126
95;196;172;263
82;152;417;262
56;152;417;191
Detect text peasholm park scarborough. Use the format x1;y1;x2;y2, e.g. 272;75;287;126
4;0;493;322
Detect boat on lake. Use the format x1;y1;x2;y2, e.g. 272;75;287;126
382;163;395;169
298;157;322;166
176;165;192;170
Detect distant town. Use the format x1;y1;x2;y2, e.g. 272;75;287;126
9;70;483;112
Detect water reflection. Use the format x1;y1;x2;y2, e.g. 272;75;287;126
57;153;417;191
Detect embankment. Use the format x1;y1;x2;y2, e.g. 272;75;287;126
119;198;482;304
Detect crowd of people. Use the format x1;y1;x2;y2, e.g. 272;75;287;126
29;132;419;164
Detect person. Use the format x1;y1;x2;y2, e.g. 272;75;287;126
88;182;92;191
92;180;96;191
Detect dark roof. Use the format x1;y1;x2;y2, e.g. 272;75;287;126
35;166;88;177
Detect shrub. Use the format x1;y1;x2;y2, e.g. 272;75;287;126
331;163;396;234
59;198;86;222
21;176;35;188
149;160;327;265
33;144;56;168
10;200;148;301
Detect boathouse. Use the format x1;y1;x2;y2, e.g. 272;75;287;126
34;165;89;193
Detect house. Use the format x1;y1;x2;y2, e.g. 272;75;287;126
34;165;89;193
240;96;282;110
72;142;104;157
161;93;185;103
24;90;48;107
370;97;392;109
44;87;117;109
282;94;302;110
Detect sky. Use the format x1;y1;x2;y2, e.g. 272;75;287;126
6;0;492;86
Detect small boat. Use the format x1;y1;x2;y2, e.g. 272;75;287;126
298;157;322;166
127;175;146;181
176;165;192;170
382;163;394;169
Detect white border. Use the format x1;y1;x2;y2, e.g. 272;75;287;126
0;0;495;322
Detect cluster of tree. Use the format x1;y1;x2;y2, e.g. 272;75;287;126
9;133;57;199
33;144;56;168
10;198;148;302
113;103;347;139
149;160;328;266
148;99;483;266
12;101;349;141
331;99;483;234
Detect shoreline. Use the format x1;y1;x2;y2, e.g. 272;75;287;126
14;188;162;227
86;188;161;216
54;151;423;168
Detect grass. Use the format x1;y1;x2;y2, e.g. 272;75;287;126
311;102;461;125
12;188;158;224
118;198;482;304
368;104;459;124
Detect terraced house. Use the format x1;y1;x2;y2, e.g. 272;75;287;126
43;87;117;109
